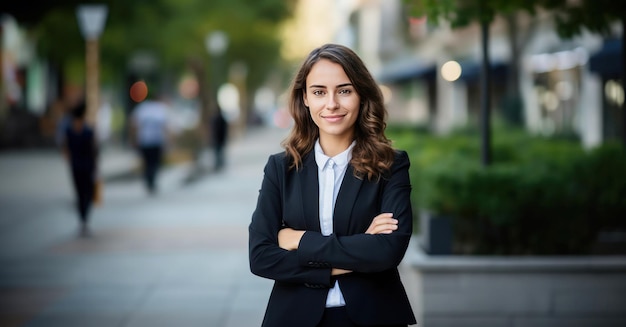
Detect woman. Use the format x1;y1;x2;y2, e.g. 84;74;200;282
249;43;416;327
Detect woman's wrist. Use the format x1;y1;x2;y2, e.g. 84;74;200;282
278;228;305;251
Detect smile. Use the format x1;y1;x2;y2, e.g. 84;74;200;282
322;114;346;122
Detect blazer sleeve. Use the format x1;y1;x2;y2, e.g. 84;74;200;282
248;154;333;287
297;151;413;273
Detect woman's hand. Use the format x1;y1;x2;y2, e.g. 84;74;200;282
365;213;398;235
331;268;351;276
278;228;305;251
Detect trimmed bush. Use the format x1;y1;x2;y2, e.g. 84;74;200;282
389;126;626;255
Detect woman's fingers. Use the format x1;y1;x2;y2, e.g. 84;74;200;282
372;221;398;234
366;213;398;234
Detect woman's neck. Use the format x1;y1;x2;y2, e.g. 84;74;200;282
319;135;353;157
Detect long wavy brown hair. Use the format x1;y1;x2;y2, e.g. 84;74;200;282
282;43;395;181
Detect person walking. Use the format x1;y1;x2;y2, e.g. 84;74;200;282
62;100;98;236
130;91;170;195
248;44;416;327
210;107;228;171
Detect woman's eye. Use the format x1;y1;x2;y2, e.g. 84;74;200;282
339;89;351;95
312;90;324;96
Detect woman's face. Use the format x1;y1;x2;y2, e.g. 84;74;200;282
304;59;360;144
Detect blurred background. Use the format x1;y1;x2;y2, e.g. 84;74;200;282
3;0;623;252
0;0;625;326
0;0;624;153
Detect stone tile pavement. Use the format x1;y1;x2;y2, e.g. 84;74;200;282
0;125;426;327
0;126;290;327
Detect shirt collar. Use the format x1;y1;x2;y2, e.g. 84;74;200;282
314;139;355;170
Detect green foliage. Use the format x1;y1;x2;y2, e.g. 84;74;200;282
404;0;624;39
388;125;626;255
31;0;295;91
403;0;536;27
539;0;625;38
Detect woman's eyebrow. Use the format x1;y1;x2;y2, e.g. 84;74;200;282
308;83;353;89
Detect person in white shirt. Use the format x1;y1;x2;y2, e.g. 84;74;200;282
130;92;170;194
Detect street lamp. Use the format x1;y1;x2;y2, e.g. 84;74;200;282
205;30;229;113
205;31;228;58
76;4;108;125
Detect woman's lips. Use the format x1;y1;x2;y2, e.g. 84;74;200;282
323;114;345;123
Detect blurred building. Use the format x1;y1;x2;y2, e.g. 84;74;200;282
0;15;52;148
0;5;74;148
322;0;623;149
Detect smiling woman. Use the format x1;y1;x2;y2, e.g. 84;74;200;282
304;59;360;156
248;44;416;327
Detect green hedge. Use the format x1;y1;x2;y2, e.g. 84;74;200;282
388;125;626;255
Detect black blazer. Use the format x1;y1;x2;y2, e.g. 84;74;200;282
249;150;416;327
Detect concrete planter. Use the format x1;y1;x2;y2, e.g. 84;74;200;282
419;211;453;255
400;237;626;327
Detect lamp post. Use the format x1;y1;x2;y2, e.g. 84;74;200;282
76;4;108;125
205;31;228;116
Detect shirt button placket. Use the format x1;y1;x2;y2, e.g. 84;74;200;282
322;159;335;236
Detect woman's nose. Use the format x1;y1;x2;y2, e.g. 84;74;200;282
326;94;339;110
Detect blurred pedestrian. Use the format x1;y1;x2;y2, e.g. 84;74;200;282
55;99;73;149
130;91;170;195
62;100;98;236
210;107;228;171
248;43;416;326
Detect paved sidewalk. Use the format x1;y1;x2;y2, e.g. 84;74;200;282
0;126;290;327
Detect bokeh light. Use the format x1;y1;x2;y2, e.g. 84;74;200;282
605;80;625;107
441;61;462;82
130;80;148;103
218;83;240;122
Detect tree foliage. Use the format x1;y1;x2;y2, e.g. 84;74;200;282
28;0;295;93
404;0;624;47
404;0;536;27
539;0;625;38
401;0;626;98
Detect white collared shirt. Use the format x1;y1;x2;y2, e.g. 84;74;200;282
314;139;355;307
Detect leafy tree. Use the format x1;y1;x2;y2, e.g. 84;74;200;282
404;0;626;160
404;0;537;166
8;0;294;136
1;0;295;163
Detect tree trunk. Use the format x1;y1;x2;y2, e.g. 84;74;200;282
621;17;626;149
504;13;523;126
480;20;492;167
188;57;213;162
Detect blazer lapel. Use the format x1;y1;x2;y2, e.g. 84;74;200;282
299;153;321;232
333;165;363;236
